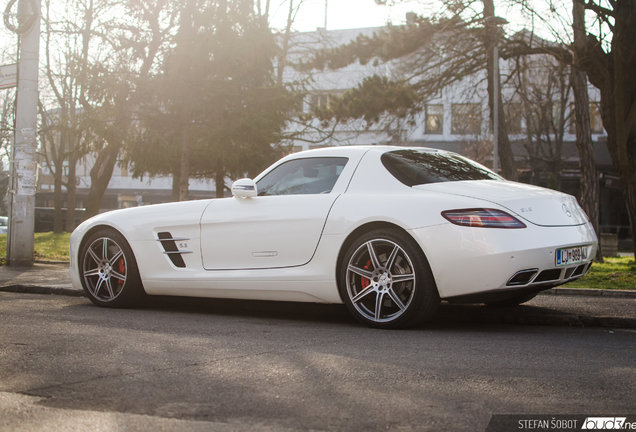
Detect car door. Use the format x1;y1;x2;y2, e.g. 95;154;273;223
200;157;349;270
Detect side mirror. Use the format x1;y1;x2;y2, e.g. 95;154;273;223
231;178;257;199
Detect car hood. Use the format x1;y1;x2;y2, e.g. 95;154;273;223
413;180;589;227
74;199;213;241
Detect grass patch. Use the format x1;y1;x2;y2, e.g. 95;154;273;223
0;232;72;263
566;256;636;290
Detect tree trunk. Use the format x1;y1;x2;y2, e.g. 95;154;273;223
571;69;603;261
610;7;636;255
482;0;516;180
53;168;63;234
179;122;190;201
215;170;225;198
65;154;78;232
622;177;636;255
171;170;180;202
575;0;636;255
46;128;65;234
85;143;120;218
571;1;602;262
174;0;194;203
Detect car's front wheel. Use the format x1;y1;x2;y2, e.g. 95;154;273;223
339;229;440;329
79;228;145;308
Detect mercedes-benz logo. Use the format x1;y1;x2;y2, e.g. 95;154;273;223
562;204;572;217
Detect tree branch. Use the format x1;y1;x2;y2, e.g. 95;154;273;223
582;0;617;20
502;39;573;65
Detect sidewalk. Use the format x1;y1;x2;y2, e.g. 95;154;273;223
0;262;79;296
1;262;635;328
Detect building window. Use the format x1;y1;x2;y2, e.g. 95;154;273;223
425;104;444;134
451;104;481;135
504;103;522;134
309;93;330;112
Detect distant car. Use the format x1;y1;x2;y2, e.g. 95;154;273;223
69;146;597;328
0;216;8;234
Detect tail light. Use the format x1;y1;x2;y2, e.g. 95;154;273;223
442;209;526;229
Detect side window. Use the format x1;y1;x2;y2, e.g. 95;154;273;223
257;157;348;196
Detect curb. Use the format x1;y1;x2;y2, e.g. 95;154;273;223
540;288;636;298
33;260;71;265
435;307;636;329
0;284;84;297
435;308;586;327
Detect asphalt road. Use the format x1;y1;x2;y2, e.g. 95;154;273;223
1;292;635;431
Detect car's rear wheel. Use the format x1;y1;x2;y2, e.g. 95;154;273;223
80;228;145;308
339;229;440;329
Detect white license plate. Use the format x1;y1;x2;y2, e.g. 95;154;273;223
556;246;592;266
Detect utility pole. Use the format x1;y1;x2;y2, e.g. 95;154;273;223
324;0;327;30
484;15;507;175
493;40;499;175
5;0;41;266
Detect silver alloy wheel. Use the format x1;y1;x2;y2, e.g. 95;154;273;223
345;238;416;323
82;237;128;302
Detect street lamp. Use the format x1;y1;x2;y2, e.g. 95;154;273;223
485;16;508;175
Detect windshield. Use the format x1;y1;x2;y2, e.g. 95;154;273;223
381;149;502;187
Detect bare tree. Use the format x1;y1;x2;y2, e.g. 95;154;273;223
571;0;602;261
512;55;571;188
574;0;636;254
38;0;95;232
515;0;636;253
482;0;516;179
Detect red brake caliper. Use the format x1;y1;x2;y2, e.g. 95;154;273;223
360;259;372;289
118;258;126;286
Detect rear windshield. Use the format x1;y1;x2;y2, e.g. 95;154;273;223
381;149;502;187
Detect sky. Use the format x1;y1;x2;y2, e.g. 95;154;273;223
264;0;574;44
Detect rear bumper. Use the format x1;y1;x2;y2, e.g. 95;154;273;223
410;222;597;299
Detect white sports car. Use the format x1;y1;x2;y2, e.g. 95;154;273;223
70;146;597;328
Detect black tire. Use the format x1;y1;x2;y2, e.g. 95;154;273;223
338;228;440;329
79;228;145;308
486;292;538;307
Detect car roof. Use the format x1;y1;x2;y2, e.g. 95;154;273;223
254;145;456;183
287;145;447;159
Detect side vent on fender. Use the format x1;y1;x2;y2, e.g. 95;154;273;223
157;232;191;268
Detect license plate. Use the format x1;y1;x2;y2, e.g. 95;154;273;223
556;246;592;266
